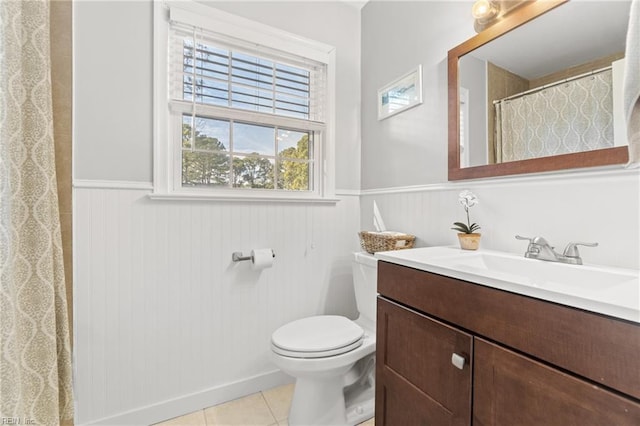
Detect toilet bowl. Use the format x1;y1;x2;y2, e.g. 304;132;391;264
271;252;378;426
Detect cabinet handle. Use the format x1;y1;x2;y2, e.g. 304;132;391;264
451;353;466;370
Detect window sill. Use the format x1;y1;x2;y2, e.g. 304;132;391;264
148;192;340;204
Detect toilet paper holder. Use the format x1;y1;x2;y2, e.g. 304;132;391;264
232;249;276;262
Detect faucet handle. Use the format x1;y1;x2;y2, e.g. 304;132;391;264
516;235;551;246
563;242;599;258
516;235;541;255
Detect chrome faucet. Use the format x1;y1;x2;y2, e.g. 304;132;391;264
515;235;598;265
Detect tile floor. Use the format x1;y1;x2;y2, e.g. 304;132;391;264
154;383;375;426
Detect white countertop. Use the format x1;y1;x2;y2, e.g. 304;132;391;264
375;246;640;324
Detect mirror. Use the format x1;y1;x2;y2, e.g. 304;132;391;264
448;0;630;180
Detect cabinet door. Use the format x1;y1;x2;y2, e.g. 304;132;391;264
376;297;472;426
474;338;640;426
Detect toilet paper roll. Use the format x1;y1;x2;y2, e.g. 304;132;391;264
251;248;274;270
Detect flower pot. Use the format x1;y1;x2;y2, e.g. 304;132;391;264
458;233;481;250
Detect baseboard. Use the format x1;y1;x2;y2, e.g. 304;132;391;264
80;370;293;426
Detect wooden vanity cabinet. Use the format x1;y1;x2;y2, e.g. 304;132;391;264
375;261;640;426
474;339;640;426
376;298;472;426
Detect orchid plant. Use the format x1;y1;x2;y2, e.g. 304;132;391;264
451;190;481;234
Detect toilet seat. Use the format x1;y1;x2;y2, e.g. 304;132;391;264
271;315;364;358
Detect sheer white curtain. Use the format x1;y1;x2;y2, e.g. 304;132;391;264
0;1;74;424
495;69;614;163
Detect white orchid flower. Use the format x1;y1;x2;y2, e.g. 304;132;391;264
458;190;479;209
452;190;481;234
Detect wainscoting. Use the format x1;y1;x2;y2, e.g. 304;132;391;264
360;168;640;270
73;184;360;425
73;168;639;424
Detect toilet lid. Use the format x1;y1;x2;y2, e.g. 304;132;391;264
271;315;364;358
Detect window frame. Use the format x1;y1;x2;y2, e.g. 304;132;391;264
153;0;337;202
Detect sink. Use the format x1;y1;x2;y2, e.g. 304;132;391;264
375;247;640;323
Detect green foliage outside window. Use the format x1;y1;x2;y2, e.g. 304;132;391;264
181;123;311;190
279;134;309;190
182;123;230;186
232;155;274;189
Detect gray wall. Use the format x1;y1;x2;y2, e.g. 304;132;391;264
74;0;362;190
74;1;154;182
361;1;475;189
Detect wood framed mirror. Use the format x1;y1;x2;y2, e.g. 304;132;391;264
448;0;630;181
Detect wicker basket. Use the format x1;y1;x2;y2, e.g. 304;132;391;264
358;231;416;254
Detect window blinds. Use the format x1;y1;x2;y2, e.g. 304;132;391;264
168;19;327;124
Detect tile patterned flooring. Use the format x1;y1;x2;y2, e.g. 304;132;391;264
154;383;375;426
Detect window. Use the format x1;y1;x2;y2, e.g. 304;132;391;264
153;1;336;201
181;117;313;190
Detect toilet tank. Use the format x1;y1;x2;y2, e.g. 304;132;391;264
352;252;378;325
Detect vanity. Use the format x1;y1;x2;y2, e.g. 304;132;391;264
370;0;639;422
370;0;639;420
373;247;640;425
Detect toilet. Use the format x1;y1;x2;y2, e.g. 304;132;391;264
270;252;378;426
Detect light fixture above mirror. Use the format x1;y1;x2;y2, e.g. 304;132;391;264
472;0;530;33
449;0;629;181
472;0;499;20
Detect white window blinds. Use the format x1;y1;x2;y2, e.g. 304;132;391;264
168;20;327;124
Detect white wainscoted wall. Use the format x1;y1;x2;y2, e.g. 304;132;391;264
360;169;640;270
73;183;361;425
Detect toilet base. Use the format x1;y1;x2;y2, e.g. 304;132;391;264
288;379;375;426
288;354;375;426
345;385;374;425
289;376;347;425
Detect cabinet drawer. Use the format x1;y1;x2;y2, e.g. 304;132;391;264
474;338;640;426
378;261;640;400
376;297;472;426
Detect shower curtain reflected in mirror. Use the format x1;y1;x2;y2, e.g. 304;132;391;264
495;69;614;163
